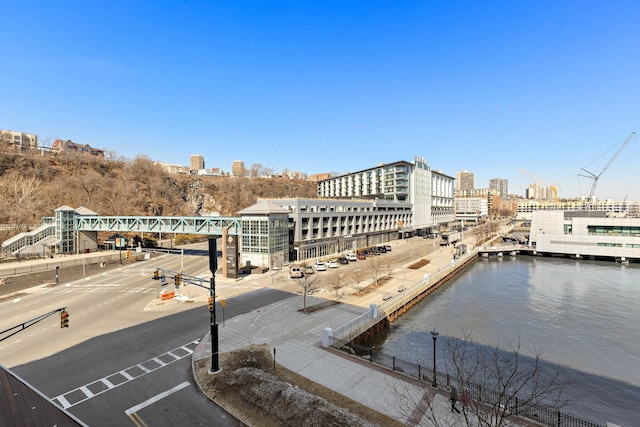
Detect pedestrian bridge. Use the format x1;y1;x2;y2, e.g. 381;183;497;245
75;215;241;234
2;206;242;257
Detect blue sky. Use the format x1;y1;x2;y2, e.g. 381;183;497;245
2;1;639;200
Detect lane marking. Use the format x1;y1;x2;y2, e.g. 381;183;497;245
125;381;190;416
51;339;199;409
128;411;148;427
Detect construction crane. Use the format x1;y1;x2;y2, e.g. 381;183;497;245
579;132;636;200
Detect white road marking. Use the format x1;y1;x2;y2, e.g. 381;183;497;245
50;339;198;409
125;381;190;415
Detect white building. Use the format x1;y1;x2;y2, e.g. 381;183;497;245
454;197;488;222
316;156;455;234
517;200;640;220
529;210;640;262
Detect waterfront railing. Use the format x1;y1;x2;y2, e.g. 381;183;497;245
327;247;604;427
329;338;604;427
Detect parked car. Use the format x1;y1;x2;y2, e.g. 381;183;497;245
315;262;327;271
377;246;387;253
303;265;314;275
326;260;338;268
346;254;357;262
337;257;349;265
289;265;303;278
357;252;367;260
384;245;392;252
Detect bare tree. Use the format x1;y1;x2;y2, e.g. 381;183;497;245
249;163;262;178
392;330;570;427
326;269;345;301
351;266;365;294
260;164;273;177
294;270;320;313
366;255;387;286
0;171;42;228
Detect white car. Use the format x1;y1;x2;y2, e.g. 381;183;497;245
326;260;338;268
315;262;327;271
346;254;357;262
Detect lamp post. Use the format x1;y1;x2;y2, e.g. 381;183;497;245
431;327;439;387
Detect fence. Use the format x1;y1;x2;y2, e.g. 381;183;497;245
329;338;605;427
0;253;122;278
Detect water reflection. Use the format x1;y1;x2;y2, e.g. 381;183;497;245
377;256;640;426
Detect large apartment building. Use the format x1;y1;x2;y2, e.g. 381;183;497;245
316;156;455;233
489;178;508;197
190;154;205;171
456;170;474;191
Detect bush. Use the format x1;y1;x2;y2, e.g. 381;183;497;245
408;259;430;269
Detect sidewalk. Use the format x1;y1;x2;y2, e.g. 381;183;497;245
0;237;480;425
189;240;475;426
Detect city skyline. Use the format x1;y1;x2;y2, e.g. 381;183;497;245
2;1;639;200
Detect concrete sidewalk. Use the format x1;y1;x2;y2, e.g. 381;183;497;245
189;241;479;427
190;296;465;426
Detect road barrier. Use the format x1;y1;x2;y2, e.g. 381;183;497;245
160;291;175;300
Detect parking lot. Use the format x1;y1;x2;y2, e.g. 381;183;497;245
286;236;447;301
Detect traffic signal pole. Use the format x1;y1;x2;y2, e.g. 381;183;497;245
208;237;220;374
0;307;68;342
209;275;220;374
151;237;220;374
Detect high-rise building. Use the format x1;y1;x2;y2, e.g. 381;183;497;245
316;155;455;230
489;178;508;197
456;170;474;191
232;160;245;177
190;155;205;171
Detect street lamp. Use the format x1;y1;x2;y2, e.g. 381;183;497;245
431;327;439;387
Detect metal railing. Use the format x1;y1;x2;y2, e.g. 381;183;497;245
329;338;605;427
331;249;478;344
1;223;56;257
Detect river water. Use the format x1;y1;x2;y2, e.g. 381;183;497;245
378;255;640;426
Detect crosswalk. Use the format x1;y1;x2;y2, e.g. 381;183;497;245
51;339;199;409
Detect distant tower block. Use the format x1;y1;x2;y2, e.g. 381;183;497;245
232;160;245;177
190;154;205;171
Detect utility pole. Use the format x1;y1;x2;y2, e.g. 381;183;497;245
151;238;221;374
208;238;221;374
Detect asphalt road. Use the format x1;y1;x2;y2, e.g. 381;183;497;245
0;248;286;426
0;236;448;426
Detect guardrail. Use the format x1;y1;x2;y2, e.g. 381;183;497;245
330;248;478;343
0;253;122;278
379;248;478;316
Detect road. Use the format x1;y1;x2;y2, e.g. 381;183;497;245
0;248;256;426
0;234;464;426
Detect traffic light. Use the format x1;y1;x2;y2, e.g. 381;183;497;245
208;297;213;312
153;269;160;280
60;310;69;328
175;273;181;286
125;250;130;259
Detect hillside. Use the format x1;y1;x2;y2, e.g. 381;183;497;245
0;149;317;241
